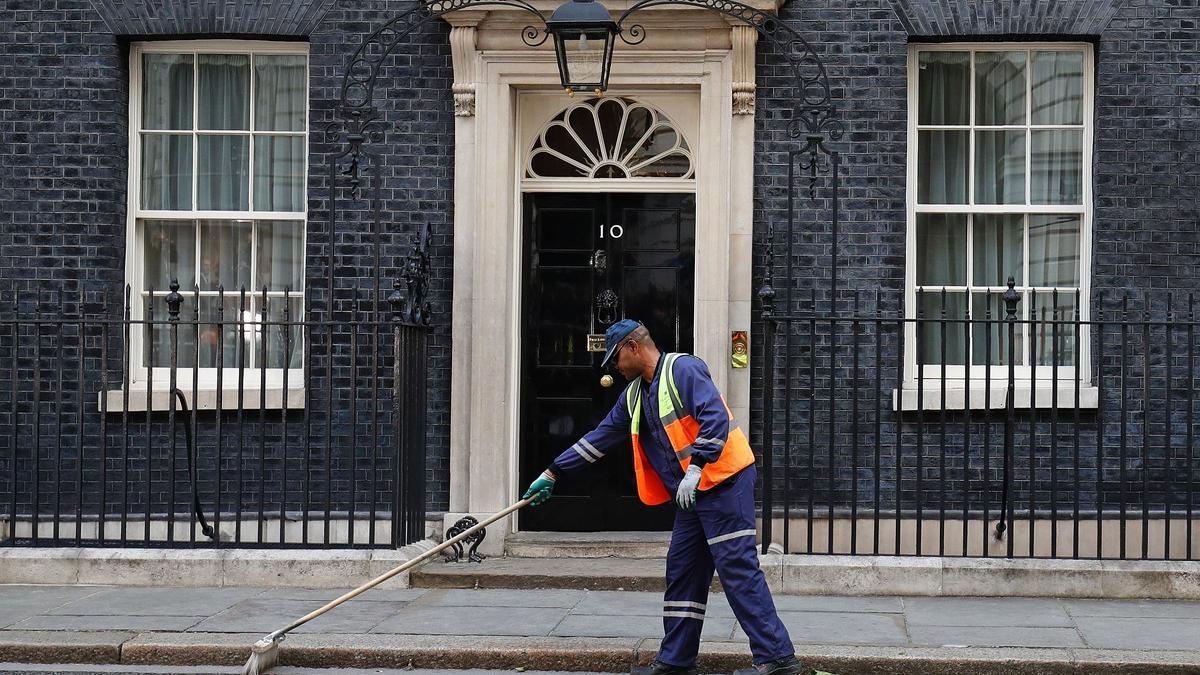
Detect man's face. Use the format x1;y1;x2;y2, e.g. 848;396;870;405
613;338;638;380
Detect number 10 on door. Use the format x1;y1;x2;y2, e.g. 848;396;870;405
599;224;624;239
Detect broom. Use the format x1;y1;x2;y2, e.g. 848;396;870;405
241;497;532;675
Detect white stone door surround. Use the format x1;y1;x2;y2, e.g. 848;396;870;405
443;1;777;533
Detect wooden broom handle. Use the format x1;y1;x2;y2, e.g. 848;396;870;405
274;497;533;637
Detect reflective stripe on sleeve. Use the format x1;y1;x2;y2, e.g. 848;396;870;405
572;443;600;463
579;437;604;460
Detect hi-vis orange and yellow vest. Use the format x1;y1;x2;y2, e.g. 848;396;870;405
623;353;756;505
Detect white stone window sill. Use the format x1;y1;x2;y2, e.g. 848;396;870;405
892;384;1099;412
100;386;306;413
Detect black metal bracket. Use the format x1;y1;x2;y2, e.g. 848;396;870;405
442;516;488;563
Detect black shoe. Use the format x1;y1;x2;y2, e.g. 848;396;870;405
632;660;699;675
732;655;805;675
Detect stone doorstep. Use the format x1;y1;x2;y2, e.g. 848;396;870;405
411;557;691;592
2;547;1199;598
504;531;673;559
5;633;1200;674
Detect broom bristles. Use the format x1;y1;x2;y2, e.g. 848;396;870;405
241;635;282;675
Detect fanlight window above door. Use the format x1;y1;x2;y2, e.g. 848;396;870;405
526;97;695;179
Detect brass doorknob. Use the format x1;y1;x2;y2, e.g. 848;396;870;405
600;374;614;388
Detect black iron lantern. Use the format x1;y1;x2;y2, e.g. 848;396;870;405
546;0;619;96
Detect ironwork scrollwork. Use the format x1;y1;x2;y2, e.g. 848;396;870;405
619;23;646;45
443;516;488;562
615;0;840;140
387;230;433;327
522;25;550;46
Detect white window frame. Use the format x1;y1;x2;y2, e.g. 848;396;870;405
120;40;309;407
902;42;1096;406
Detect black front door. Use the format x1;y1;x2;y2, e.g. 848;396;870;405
520;192;696;531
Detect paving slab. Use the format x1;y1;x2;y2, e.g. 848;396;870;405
1063;598;1200;618
188;598;403;634
424;588;586;608
8;616;205;632
551;613;736;640
569;590;734;618
906;625;1086;648
1073;616;1200;651
0;587;112;629
254;587;429;603
769;594;903;614
735;611;908;647
0;586;111;608
903;596;1074;627
45;587;259;617
369;604;571;637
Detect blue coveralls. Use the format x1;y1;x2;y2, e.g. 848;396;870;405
549;353;794;667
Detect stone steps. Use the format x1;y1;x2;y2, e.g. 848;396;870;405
412;531;681;591
410;556;681;591
504;531;671;559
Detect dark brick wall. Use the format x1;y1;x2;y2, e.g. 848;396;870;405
1;0;1196;542
750;0;1200;527
307;0;455;511
0;0;456;532
89;0;337;37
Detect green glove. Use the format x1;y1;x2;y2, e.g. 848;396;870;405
522;469;557;506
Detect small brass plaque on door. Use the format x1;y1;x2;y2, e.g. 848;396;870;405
587;333;607;352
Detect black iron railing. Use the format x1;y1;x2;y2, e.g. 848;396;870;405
759;281;1199;560
0;280;429;549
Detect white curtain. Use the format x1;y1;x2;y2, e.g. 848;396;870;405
918;52;969;125
1029;215;1080;287
254;55;306;211
141;135;192;210
198;54;250;210
141;54;193;210
254;137;304;211
974;130;1025;204
1032;130;1082;204
254;55;305;131
255;221;303;292
917;52;969;203
973;214;1023;286
975;51;1025;125
1033;51;1083;125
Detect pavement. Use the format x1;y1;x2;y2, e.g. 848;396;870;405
2;584;1200;673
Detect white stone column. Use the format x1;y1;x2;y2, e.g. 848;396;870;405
447;17;481;512
728;24;757;426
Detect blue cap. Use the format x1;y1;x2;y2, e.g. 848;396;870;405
600;319;643;368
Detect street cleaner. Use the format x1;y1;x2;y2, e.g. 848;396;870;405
522;319;803;675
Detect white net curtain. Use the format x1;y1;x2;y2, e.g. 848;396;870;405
914;47;1086;369
138;49;307;370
